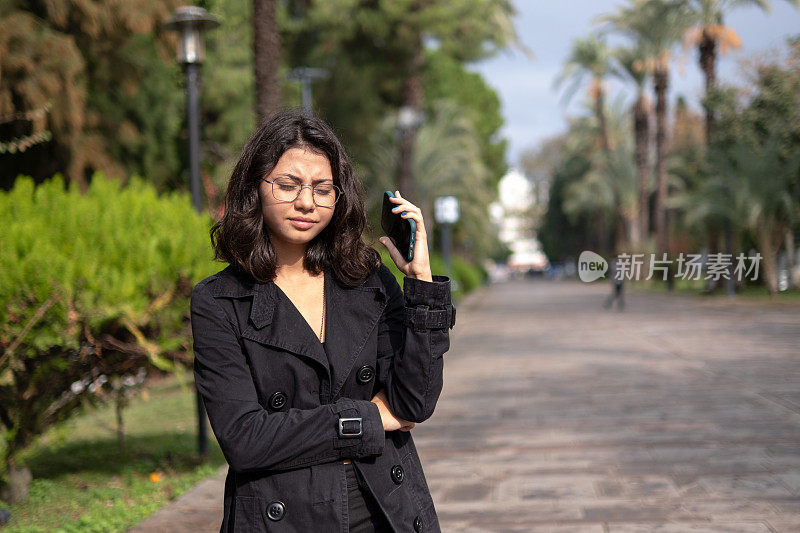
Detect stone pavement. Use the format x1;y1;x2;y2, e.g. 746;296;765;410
129;470;227;532
131;279;800;532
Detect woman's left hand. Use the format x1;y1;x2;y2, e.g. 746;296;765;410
371;389;415;432
378;191;433;282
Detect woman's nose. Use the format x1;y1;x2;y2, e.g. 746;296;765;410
295;185;315;209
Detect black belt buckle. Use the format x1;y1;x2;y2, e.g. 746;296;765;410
338;417;363;438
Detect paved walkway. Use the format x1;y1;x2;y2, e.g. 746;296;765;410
131;280;800;532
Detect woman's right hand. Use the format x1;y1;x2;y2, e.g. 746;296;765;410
370;389;415;432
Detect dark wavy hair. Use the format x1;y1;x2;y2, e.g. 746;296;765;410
210;110;381;285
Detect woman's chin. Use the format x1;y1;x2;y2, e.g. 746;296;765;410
273;231;320;248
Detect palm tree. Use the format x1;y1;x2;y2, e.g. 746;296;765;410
556;35;618;254
613;44;651;249
683;1;798;293
675;134;798;295
253;0;282;123
557;35;616;156
562;98;638;254
602;0;694;258
683;0;799;143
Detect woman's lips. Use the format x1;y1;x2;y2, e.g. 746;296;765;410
289;218;316;230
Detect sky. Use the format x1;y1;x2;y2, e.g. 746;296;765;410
468;0;800;168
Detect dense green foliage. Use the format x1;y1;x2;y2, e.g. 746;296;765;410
0;175;217;474
422;50;509;185
0;0;185;190
695;41;800;292
200;0;259;199
539;159;592;263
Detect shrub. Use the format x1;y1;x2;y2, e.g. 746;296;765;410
0;174;217;501
376;247;485;298
452;256;486;293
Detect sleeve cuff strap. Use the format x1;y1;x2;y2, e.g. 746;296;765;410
403;304;456;331
332;398;384;455
403;275;452;307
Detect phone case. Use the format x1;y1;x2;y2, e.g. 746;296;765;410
406;218;417;262
383;191;416;262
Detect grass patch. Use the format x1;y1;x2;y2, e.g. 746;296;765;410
632;278;800;302
1;370;225;532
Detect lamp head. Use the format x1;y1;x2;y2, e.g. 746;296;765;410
164;6;220;64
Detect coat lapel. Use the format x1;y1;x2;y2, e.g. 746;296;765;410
236;267;387;401
240;279;331;378
323;268;386;400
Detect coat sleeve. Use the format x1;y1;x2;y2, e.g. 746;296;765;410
191;280;385;473
375;265;453;423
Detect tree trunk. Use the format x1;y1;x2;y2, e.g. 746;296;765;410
700;28;719;290
398;126;415;201
653;65;669;257
595;211;608;256
596;84;620;254
758;231;778;297
699;28;717;145
253;0;282;124
613;206;629;255
757;223;789;297
786;230;796;288
398;35;424;202
633;92;650;249
116;388;126;453
705;224;720;291
0;457;32;504
595;84;612;155
67;139;89;193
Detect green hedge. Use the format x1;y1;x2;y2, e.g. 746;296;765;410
378;247;486;299
0;174;218;491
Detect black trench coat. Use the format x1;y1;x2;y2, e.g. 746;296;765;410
190;262;453;532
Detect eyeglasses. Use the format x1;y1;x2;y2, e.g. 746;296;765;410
262;177;342;207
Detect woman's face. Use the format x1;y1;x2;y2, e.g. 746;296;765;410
259;147;336;250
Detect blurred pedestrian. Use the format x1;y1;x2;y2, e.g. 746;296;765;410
604;256;625;311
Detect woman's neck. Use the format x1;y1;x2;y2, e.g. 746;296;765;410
272;241;313;280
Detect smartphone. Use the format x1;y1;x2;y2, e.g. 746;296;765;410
381;191;416;262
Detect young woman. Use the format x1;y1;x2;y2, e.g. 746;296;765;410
190;110;454;532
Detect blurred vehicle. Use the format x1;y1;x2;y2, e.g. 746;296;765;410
485;261;511;283
507;238;550;274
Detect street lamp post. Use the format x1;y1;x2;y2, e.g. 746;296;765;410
435;196;460;291
165;6;219;212
287;67;330;115
164;5;220;458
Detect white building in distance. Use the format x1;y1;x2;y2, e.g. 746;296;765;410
490;168;549;272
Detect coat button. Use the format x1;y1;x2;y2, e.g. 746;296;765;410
267;501;285;521
357;365;375;384
269;391;287;410
413;515;423;532
390;464;404;484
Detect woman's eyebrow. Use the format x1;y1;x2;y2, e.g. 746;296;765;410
279;174;333;184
